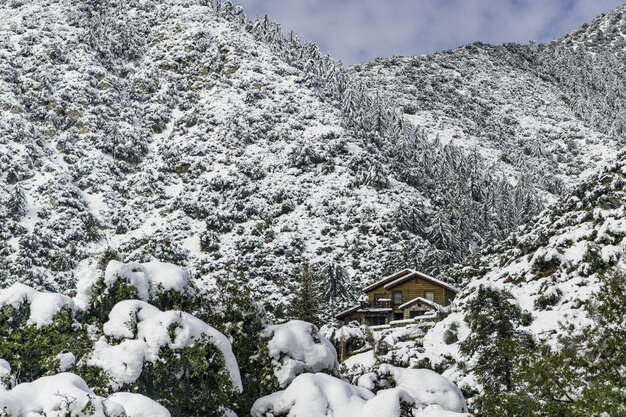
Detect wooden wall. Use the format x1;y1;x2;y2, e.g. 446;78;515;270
366;276;453;309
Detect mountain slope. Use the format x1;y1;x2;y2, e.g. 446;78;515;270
365;151;626;412
349;4;626;198
2;0;624;320
443;150;625;336
0;0;542;318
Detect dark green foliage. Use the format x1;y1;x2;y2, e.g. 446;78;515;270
317;260;356;306
288;263;323;326
443;321;460;345
128;335;238;417
0;277;241;416
199;229;220;253
212;281;279;416
85;278;140;325
97;248;121;271
531;254;560;277
460;286;535;415
6;184;27;220
462;272;626;417
509;271;626;417
0;304;91;384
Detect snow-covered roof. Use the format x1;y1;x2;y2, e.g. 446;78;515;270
362;268;460;294
383;270;460;293
361;268;415;293
398;296;443;311
335;305;361;319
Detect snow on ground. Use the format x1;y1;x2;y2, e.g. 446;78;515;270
87;299;242;391
0;283;75;327
379;323;426;348
0;373;169;417
421;313;469;362
261;320;338;387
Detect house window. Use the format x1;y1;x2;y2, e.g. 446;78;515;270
409;311;421;319
374;293;385;301
368;316;386;326
392;291;403;305
394;313;404;321
424;291;435;302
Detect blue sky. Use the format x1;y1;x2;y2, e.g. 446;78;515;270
231;0;625;64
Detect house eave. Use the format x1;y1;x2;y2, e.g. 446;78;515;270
361;268;415;293
383;270;460;293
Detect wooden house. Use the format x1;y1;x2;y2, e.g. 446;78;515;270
336;268;459;326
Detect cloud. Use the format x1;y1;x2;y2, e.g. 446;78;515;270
231;0;624;64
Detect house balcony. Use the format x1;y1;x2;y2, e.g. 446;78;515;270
357;299;393;312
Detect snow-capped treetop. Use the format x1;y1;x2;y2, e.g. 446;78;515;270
104;260;190;300
0;283;75;327
252;373;374;417
261;320;338;387
89;299;242;391
251;372;470;417
107;393;172;417
377;365;467;413
0;372;170;417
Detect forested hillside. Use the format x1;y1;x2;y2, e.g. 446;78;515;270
390;150;626;415
349;14;626;200
0;0;547;319
1;0;626;416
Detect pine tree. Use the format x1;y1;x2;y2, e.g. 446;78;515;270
288;263;322;326
318;260;355;305
7;184;27;220
460;285;535;415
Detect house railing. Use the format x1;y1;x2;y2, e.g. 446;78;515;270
361;300;392;309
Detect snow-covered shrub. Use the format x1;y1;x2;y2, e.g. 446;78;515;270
534;284;562;310
0;268;246;417
0;372;170;417
260;320;339;388
376;365;468;413
252;372;470;417
320;321;367;360
443;321;460;345
0;360;10;391
530;248;561;277
251;373;375;417
84;300;242;416
84;260;206;323
211;283;278;416
0;284;90;382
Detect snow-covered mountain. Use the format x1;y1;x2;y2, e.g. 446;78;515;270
442;149;625;338
349;5;626;197
1;0;626;415
1;0;625;316
0;0;548;317
562;3;626;53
